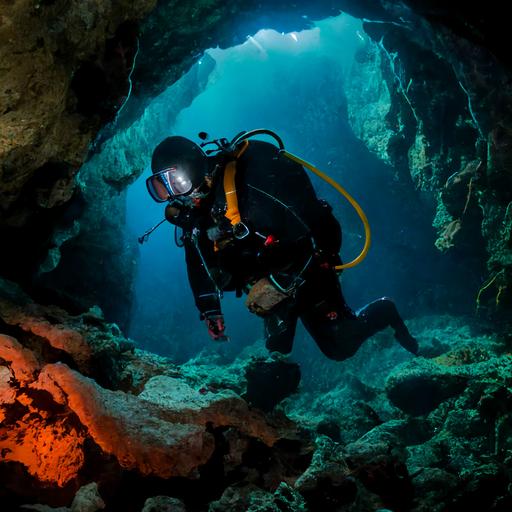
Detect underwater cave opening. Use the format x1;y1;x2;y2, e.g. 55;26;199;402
113;12;478;370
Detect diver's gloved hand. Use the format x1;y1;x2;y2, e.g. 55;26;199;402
205;314;228;341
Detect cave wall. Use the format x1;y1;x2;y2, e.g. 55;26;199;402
0;0;156;273
343;2;512;317
1;0;512;323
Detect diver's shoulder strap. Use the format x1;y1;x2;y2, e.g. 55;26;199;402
223;140;250;239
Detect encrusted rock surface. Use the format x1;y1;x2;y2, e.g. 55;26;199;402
2;287;512;510
0;0;156;282
0;292;303;510
32;363;216;479
139;375;280;445
344;4;512;315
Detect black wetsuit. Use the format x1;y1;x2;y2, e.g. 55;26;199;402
172;140;417;360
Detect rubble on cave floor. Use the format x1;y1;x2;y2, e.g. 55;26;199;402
1;290;512;511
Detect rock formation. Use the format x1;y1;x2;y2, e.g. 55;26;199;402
3;1;512;510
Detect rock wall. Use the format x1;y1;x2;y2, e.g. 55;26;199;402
344;2;512;318
0;0;156;276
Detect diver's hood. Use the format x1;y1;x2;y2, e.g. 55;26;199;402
147;136;208;202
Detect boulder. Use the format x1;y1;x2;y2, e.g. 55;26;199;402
31;363;215;479
244;356;301;412
411;468;459;512
142;496;186;512
386;358;469;415
70;483;106;512
345;422;414;512
20;482;105;512
295;436;357;511
208;482;305;512
139;375;280;446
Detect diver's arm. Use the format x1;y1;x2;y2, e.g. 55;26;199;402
184;237;227;340
184;238;222;319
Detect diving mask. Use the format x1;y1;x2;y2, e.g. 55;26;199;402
146;166;194;202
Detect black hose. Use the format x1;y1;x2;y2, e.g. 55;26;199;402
174;225;184;247
231;129;285;151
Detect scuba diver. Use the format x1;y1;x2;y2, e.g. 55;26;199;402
144;130;418;360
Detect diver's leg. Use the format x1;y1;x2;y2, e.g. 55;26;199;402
356;297;418;354
299;268;418;360
264;299;299;355
301;308;368;361
297;265;363;361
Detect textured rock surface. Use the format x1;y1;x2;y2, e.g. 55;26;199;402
209;482;307;512
0;0;156;279
344;3;512;316
32;363;215;479
141;496;186;512
0;294;304;510
21;483;106;512
2;296;512;509
139;375;280;445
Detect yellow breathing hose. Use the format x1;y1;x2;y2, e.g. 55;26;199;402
281;150;371;271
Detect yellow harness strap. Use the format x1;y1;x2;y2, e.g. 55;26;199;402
224;140;249;226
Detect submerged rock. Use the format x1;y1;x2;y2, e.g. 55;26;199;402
386;358;470;415
21;483;105;512
31;363;215;479
141;496;186;512
139;375;281;445
295;436;357;511
2;291;512;511
209;482;306;512
245;356;301;412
